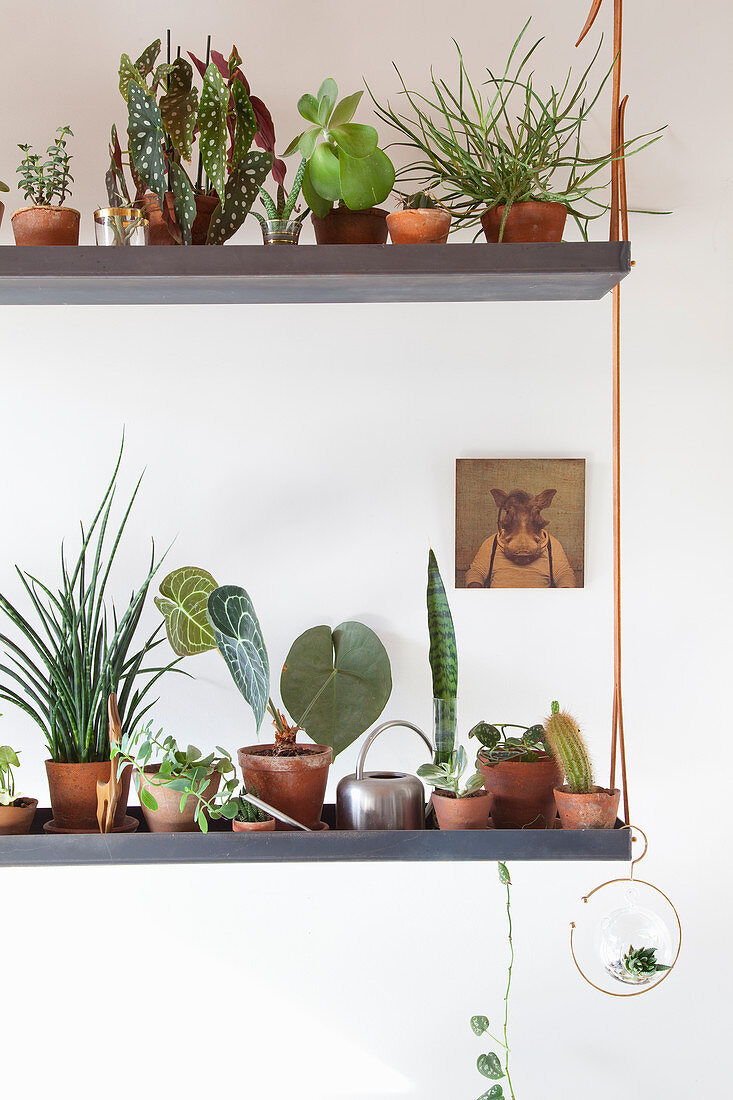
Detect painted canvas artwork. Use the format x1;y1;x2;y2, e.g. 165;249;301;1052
455;459;586;589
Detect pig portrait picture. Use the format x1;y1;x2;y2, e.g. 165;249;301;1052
455;459;585;589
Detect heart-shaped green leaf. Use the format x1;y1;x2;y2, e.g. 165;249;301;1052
127;82;167;207
339;147;394;210
155;566;218;656
198;63;229;199
280;621;391;758
330;123;378;159
477;1087;504;1100
470;1016;490;1037
477;1053;504;1080
498;861;511;885
207;585;270;733
308;142;341;202
160;57;198;161
469;722;501;748
206;149;273;244
329;91;363;129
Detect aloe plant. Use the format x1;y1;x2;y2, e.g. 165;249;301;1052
283;79;394;218
156;566;392;757
253;157;309;228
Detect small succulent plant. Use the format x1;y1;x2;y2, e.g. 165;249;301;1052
228;787;272;824
621;945;671;980
397;191;439;210
16;127;74;206
417;745;485;799
253;157;309;226
543;701;594;793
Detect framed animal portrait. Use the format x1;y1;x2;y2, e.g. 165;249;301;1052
455;459;586;589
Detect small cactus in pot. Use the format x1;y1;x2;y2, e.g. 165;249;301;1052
386;190;451;244
543;701;620;829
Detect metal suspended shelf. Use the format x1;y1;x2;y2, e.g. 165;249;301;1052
0;242;631;305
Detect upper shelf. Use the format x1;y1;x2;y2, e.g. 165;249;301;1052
0;242;631;305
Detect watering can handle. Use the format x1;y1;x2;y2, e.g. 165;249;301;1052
355;721;434;781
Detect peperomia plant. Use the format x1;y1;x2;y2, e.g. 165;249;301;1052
470;721;549;763
16;127;74;206
471;862;516;1099
154;566;392;758
417;745;484;798
283;80;394;218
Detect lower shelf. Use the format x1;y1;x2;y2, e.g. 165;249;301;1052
0;806;632;866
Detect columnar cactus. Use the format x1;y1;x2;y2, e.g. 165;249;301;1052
543;701;594;793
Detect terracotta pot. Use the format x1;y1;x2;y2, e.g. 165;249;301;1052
141;192;177;245
480;201;567;243
238;744;332;830
311;206;389;245
191;193;219;245
139;764;220;832
432;789;492;830
45;760;131;831
0;797;38;836
386;208;451;244
12;205;80;245
232;815;276;833
554;785;620;830
478;754;561;829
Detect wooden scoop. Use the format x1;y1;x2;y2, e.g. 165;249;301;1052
96;693;123;834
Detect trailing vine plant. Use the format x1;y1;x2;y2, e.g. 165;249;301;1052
471;862;516;1099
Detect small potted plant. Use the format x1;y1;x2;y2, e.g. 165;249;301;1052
418;745;490;829
284;80;395;244
155;567;392;829
0;740;37;836
0;180;9;229
227;787;275;832
114;722;237;833
386;192;451;244
543;701;620;829
471;720;561;829
252;158;309;244
12;127;80;245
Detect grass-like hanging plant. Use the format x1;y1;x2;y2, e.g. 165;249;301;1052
0;442;181;763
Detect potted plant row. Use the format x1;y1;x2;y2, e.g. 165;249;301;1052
0;740;37;835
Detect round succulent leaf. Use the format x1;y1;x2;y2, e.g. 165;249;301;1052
317;78;338;122
280;620;392;758
330;123;378;159
477;1053;504;1080
160;57;198;161
206;150;273;244
297;93;321;124
298;127;321;161
302;164;333;218
308;142;341;202
127;82;167;206
155;566;218;656
470;1016;490;1037
329;91;364;129
134;38;161;79
339;147;395;210
169;161;196;245
199;63;229;199
231;79;257;162
206;585;270;733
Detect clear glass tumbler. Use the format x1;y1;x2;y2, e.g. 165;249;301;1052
94;207;149;246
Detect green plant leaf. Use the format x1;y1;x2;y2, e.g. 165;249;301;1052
134;39;161;79
498;861;511;885
280;621;391;758
317;78;338;122
119;53;146;102
330;123;378;159
469;722;501;749
470;1016;490;1037
155;567;218;656
206;150;273;245
127;82;167;207
207;585;270;733
477;1088;504;1100
308;142;341;202
339;147;394;210
160;58;198;161
231;79;257;164
297;93;321;124
282;131;305;157
329;91;363;129
302;163;332;218
427;549;458;700
140;786;158;811
198;63;229;199
463;772;485;796
169;162;196;246
477;1053;504;1080
298;127;321;160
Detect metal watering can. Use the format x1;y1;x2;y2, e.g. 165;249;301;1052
336;720;433;830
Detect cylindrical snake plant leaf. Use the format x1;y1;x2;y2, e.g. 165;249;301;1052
280;621;392;758
160;57;198;162
206;585;270;734
206;149;273;244
155;566;219;656
427;549;458;700
127;82;167;208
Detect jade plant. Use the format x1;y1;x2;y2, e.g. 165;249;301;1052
155;566;392;758
470;720;549;763
427;549;457;765
118;39;274;243
543;701;593;792
283;80;395;218
417;745;483;798
16;127;74;206
471;862;516;1099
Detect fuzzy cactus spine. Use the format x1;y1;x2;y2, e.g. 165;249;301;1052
543;701;594;794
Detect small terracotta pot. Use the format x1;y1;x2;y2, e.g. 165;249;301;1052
554;785;620;830
238;744;332;830
232;816;276;833
45;760;131;831
386;208;451;244
12;205;80;245
312;207;389;245
139;764;220;832
191;193;219;245
480;201;567;243
141;192;177;245
478;754;561;829
0;797;38;836
432;789;492;830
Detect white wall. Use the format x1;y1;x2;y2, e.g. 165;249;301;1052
0;1;729;1096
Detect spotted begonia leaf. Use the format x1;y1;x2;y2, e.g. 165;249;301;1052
198;63;229;199
127;82;167;208
169;162;196;246
151;62;175;94
134;38;161;79
206;150;273;244
160;58;198;161
119;53;146;101
231;79;257;164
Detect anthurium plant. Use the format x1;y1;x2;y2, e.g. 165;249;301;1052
283;80;394;217
155;566;392;758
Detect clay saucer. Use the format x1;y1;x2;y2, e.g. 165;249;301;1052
43;815;139;835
